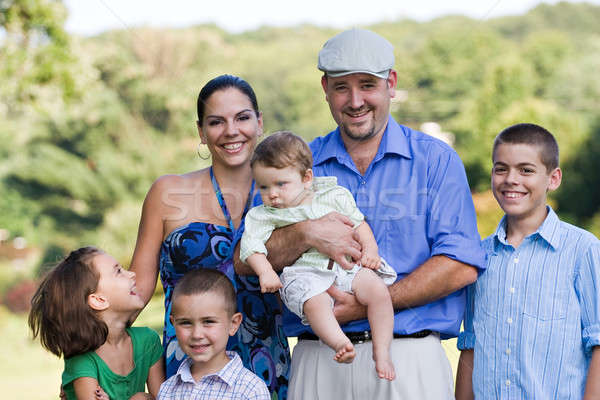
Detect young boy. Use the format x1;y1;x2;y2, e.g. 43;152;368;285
455;123;600;399
157;269;270;400
240;131;397;380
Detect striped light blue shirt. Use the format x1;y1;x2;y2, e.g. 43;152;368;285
157;351;270;400
458;207;600;399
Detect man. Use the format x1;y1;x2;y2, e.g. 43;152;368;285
236;28;486;399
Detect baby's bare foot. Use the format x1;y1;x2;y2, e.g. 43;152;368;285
333;341;355;363
375;357;396;381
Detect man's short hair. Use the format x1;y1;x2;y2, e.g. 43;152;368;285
172;269;237;316
493;123;559;171
251;131;313;176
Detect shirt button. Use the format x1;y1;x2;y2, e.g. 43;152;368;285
361;181;366;185
513;257;519;263
507;317;513;324
509;287;515;293
505;348;511;355
505;379;511;386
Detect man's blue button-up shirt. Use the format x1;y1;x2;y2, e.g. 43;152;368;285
282;116;486;338
458;207;600;398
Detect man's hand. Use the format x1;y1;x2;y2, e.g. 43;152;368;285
307;212;362;270
326;285;367;325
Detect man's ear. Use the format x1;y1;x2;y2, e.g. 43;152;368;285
386;70;398;98
548;167;562;192
228;312;243;336
321;75;329;101
88;293;109;311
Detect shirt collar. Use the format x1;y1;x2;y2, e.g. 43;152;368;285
493;206;561;250
312;115;411;167
174;351;242;386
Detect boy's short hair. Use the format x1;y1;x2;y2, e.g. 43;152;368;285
172;269;237;316
251;131;313;175
493;123;559;171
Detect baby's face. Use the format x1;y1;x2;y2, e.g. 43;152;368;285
253;164;312;208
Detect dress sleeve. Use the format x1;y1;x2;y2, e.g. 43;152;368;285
240;207;276;263
457;282;476;350
576;240;600;353
426;149;486;271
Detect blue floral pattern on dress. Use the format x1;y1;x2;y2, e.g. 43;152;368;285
160;222;290;399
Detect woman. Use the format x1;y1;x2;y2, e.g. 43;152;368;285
130;75;290;399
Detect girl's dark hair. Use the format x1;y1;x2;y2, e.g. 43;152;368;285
197;74;259;122
28;246;108;359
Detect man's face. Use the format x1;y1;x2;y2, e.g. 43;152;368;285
321;71;396;142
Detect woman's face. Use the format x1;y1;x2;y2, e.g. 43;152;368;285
198;87;262;168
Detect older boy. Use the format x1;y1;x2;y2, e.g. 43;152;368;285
456;123;600;399
158;269;270;400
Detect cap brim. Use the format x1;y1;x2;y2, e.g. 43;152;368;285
324;70;390;79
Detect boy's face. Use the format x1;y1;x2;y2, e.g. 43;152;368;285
170;291;242;376
492;143;561;222
253;164;313;208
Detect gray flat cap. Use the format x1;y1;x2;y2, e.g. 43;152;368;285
318;28;394;79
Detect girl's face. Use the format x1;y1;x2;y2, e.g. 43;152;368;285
92;253;145;312
197;87;262;169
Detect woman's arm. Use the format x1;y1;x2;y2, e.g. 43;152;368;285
129;177;169;307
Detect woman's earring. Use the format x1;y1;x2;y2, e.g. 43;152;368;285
197;142;211;160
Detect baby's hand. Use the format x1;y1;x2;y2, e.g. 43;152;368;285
128;393;153;400
259;270;283;293
360;251;381;270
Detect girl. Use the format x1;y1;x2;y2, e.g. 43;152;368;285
28;246;164;400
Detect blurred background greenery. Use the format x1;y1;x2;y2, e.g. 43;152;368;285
1;0;600;398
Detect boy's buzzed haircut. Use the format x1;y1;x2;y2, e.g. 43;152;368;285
251;131;313;175
172;269;237;315
493;123;559;171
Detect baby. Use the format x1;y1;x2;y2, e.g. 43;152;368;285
241;131;397;380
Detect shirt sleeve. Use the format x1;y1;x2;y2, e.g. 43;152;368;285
325;185;364;227
62;353;99;387
244;376;271;400
575;240;600;353
144;327;164;366
240;207;276;263
427;149;486;271
457;282;476;350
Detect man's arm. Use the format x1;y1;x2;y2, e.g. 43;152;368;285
234;212;362;275
328;255;478;324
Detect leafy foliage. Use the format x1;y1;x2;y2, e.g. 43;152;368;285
1;0;599;271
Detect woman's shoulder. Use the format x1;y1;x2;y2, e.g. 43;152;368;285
151;169;208;191
144;169;208;203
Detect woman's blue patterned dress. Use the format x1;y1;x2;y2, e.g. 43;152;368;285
159;171;290;399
